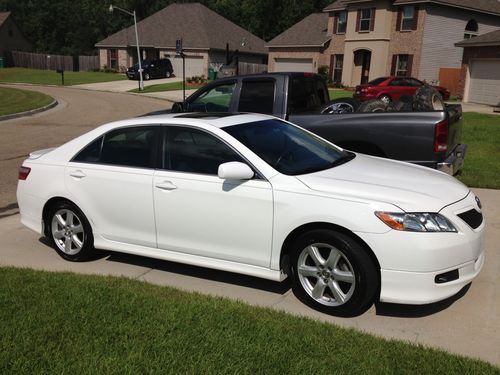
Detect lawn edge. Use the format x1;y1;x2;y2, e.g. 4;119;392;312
0;98;58;122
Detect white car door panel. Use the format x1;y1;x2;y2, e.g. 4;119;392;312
153;171;273;267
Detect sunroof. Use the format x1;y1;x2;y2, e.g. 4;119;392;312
174;112;242;119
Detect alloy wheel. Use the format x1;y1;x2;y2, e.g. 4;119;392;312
51;209;85;255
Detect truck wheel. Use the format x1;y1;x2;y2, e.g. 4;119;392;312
321;98;359;114
387;94;414;112
379;94;392;104
414;85;444;111
358;99;387;112
290;229;378;316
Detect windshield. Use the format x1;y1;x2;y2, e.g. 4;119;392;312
224;119;354;175
368;77;388;85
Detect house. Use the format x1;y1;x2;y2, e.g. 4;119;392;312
455;29;500;106
95;3;267;77
0;12;32;66
267;0;500;87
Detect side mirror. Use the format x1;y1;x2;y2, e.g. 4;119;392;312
171;102;184;113
218;162;254;180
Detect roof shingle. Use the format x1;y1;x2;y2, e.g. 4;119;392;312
96;3;266;54
267;13;330;47
0;11;11;26
455;28;500;46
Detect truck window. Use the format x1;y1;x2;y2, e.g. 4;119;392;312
289;76;329;114
188;82;236;112
238;79;275;114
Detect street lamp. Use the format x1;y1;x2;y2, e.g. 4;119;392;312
109;4;144;91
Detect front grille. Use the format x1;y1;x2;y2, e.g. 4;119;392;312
457;209;483;229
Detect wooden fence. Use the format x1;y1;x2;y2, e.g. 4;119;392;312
12;51;99;72
238;62;267;75
438;67;462;96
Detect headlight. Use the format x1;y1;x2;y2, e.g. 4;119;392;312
375;212;457;232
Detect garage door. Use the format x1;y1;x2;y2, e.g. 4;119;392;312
468;59;500;106
171;56;205;78
274;58;313;73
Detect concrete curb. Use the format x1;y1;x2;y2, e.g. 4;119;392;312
0;99;59;122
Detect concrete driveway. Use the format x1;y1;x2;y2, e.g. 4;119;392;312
73;75;183;93
0;85;499;367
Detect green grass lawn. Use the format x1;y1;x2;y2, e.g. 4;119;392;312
130;81;205;93
458;112;500;189
0;87;54;116
0;67;127;86
329;89;353;100
0;267;497;374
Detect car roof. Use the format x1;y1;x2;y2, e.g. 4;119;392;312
100;112;276;132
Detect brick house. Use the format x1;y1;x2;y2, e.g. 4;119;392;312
267;0;500;87
455;29;500;106
95;3;267;77
0;12;32;65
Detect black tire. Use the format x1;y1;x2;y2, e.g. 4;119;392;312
144;73;150;81
290;229;378;316
387;94;414;112
358;99;387;112
320;98;359;114
47;201;95;261
165;71;171;78
413;84;445;111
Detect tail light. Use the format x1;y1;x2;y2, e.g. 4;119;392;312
18;166;31;180
434;119;449;152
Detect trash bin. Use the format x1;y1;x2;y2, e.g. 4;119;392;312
0;57;4;69
208;67;216;80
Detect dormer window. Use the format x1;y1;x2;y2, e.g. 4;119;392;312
464;20;478;39
356;8;375;32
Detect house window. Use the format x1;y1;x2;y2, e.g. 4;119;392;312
395;54;410;76
107;49;118;70
337;11;347;34
358;9;373;32
333;55;343;84
401;6;414;31
464;19;478;39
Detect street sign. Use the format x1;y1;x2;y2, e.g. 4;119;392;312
176;39;183;54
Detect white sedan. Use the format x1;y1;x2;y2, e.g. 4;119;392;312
17;113;485;316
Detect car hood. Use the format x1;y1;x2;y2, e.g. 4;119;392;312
295;154;469;212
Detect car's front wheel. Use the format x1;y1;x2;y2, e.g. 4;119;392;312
290;229;378;316
48;201;95;261
165;71;171;78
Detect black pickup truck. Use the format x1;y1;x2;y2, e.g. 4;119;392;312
171;72;466;175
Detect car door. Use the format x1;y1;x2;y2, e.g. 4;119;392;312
153;125;274;267
65;125;159;248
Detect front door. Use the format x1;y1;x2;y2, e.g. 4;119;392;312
353;50;372;85
153;125;274;267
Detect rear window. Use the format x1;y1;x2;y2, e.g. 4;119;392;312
288;76;329;114
368;77;387;85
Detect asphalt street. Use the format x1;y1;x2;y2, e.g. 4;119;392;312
0;85;499;366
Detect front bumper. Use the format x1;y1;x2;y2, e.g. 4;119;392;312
437;143;467;175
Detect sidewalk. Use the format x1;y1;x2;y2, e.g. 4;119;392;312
73;76;183;93
457;101;500;115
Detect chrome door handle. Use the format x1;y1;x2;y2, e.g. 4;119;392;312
70;170;86;179
155;181;177;191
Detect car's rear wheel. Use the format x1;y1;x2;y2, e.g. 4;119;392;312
320;98;360;114
48;202;95;261
290;229;378;316
144;73;150;81
165;71;171;78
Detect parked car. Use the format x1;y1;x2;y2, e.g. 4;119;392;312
353;76;450;104
17;113;484;316
171;73;465;175
127;58;173;80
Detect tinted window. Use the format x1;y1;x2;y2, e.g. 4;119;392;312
224;120;351;175
407;78;423;87
188;82;236;112
73;127;158;168
368;77;387;85
238;79;275;114
289;76;329;114
389;78;408;86
164;127;243;175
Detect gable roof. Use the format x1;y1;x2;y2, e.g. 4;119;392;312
96;3;266;54
266;13;330;47
455;29;500;46
324;0;500;16
0;11;11;26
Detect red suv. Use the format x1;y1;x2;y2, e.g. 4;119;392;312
353;76;450;104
